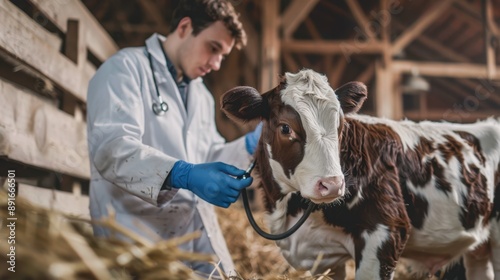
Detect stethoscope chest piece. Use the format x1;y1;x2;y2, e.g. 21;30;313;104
152;95;168;116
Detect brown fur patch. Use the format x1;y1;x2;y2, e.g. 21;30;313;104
492;163;500;222
396;137;435;229
460;163;490;228
333;119;410;273
455;131;487;166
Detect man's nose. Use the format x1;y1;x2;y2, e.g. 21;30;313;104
208;55;222;71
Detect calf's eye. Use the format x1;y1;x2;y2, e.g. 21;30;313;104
280;124;291;135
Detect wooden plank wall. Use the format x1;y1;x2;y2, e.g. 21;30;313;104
0;0;118;217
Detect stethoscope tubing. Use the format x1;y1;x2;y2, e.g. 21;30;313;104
146;44;168;116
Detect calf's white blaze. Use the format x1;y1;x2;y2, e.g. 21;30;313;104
278;70;344;200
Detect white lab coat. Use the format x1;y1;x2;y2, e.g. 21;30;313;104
86;33;250;275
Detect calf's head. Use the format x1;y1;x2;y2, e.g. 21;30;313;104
222;69;367;204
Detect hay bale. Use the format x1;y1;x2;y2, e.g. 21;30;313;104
0;190;213;280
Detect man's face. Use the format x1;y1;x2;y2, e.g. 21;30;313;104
178;20;235;79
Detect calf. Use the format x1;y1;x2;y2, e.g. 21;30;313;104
222;69;500;280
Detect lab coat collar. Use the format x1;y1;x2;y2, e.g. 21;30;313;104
145;33;202;128
145;33;202;84
145;33;168;67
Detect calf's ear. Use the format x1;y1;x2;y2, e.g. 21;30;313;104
335;81;367;114
221;86;265;123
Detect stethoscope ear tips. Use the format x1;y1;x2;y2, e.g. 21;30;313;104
152;102;168;116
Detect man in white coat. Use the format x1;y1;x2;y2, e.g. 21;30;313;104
86;0;260;277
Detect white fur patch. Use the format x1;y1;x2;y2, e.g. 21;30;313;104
356;224;391;280
276;70;344;200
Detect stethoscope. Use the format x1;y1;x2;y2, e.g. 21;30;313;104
146;44;168;116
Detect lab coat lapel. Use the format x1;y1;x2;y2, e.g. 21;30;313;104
185;79;201;128
145;34;188;123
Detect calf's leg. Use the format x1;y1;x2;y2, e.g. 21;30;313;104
463;242;494;280
354;224;407;280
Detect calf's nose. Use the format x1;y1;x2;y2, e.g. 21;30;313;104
316;176;345;198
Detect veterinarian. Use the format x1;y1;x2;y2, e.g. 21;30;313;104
86;0;261;277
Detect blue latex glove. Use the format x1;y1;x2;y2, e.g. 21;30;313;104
169;160;253;208
245;122;262;155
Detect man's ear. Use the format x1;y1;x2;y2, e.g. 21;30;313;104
335;81;367;114
176;17;192;38
221;86;266;124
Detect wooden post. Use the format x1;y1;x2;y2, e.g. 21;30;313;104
260;0;280;92
374;0;401;120
393;72;403;119
63;19;86;118
375;59;396;119
483;0;497;79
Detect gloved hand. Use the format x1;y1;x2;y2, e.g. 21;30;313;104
169;160;253;208
245;122;262;155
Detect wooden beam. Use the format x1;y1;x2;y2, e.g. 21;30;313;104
260;0;280;92
455;0;500;37
392;60;500;80
281;0;320;39
393;72;403;119
65;19;85;65
458;78;500;107
238;11;259;68
431;77;491;107
29;0;118;62
345;0;376;40
282;39;384;55
390;23;500;109
18;183;90;218
0;79;90;179
392;0;455;55
0;62;59;99
380;0;391;68
319;0;352;19
393;20;470;63
0;1;90;102
484;0;497;79
404;110;498;122
63;19;86;117
212;51;248;141
304;18;322;40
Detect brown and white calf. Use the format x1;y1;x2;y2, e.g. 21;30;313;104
222;69;500;280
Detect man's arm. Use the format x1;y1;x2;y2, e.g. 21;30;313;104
87;51;178;206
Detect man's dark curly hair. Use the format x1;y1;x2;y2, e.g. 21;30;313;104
170;0;247;49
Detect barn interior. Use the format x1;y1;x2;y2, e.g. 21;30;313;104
0;0;499;279
81;0;500;139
